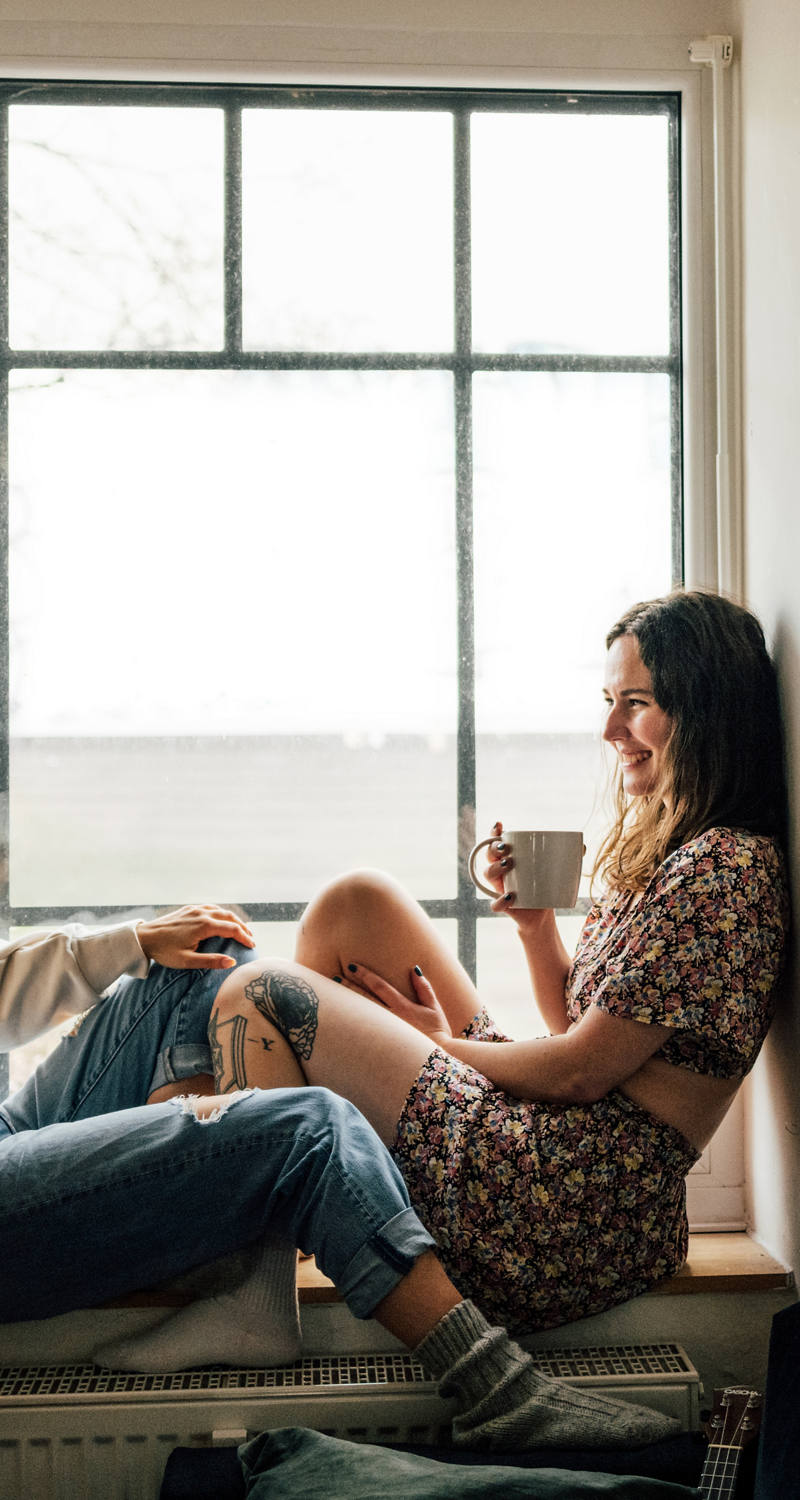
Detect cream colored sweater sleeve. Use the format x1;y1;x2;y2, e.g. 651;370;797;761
0;923;149;1051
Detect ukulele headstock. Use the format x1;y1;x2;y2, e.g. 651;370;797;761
700;1387;762;1498
706;1386;762;1446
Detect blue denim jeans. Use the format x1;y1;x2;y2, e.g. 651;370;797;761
0;935;251;1131
0;941;435;1324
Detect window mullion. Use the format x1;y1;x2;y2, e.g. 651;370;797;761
224;105;243;355
454;106;479;982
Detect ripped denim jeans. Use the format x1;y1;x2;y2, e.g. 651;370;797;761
0;934;251;1131
0;940;435;1325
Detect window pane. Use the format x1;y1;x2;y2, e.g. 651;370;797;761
247;918;458;964
9;369;457;906
242;110;453;352
471;112;670;355
477;912;585;1037
473;371;672;868
9;105;224;351
476;733;607;902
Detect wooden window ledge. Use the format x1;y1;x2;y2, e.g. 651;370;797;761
296;1232;793;1306
650;1231;792;1295
104;1232;792;1312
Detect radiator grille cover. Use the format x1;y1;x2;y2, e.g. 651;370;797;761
0;1344;701;1500
0;1341;695;1404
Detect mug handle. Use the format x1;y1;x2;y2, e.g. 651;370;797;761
468;836;502;898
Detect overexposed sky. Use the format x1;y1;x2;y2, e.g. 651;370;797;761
8;102;673;738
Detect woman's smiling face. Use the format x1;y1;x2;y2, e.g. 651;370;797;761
602;633;673;797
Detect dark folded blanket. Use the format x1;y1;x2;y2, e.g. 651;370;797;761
161;1427;706;1499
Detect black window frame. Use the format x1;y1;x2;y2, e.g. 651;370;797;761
0;80;683;1094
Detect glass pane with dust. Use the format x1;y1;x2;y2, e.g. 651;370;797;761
473;370;673;877
9;368;457;908
242;109;453;352
476;911;587;1039
471;111;670;356
9;104;224;350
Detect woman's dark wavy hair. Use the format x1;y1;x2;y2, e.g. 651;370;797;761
594;589;787;892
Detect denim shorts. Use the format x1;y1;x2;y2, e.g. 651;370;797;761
0;935;255;1134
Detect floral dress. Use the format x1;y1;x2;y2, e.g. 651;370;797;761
391;828;788;1334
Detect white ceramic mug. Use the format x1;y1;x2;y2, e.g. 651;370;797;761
468;830;585;910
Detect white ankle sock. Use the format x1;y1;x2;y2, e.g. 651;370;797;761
94;1233;302;1373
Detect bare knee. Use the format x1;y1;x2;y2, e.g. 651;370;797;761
296;869;425;982
302;868;406;931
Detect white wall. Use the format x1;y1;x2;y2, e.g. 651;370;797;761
737;0;800;1275
0;0;734;81
0;1;737;40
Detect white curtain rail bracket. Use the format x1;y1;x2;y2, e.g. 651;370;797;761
688;36;733;68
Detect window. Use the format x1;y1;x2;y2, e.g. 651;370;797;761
1;83;680;1092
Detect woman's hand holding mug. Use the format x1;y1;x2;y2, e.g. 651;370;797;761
469;822;584;928
481;821;512;905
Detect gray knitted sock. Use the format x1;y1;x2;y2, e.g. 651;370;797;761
415;1300;680;1452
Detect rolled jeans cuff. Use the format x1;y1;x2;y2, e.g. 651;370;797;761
148;1043;214;1095
336;1207;437;1320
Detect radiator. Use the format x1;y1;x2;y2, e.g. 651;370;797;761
0;1343;701;1499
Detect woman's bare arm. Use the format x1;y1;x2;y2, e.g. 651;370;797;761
347;960;671;1106
442;1006;672;1103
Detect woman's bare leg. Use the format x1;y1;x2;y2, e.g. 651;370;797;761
373;1251;462;1348
208;1000;306;1094
296;869;481;1037
201;957;677;1451
210;957;432;1144
205;871;482;1142
146;1075;217;1106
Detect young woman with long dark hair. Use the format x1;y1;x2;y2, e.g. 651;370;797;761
200;590;789;1336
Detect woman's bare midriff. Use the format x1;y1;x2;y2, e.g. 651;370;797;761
619;1055;740;1153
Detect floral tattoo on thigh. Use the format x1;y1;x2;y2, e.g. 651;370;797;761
244;969;319;1061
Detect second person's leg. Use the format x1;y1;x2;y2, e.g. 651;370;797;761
1;1085;436;1326
0;935;256;1132
10;1090;678;1451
